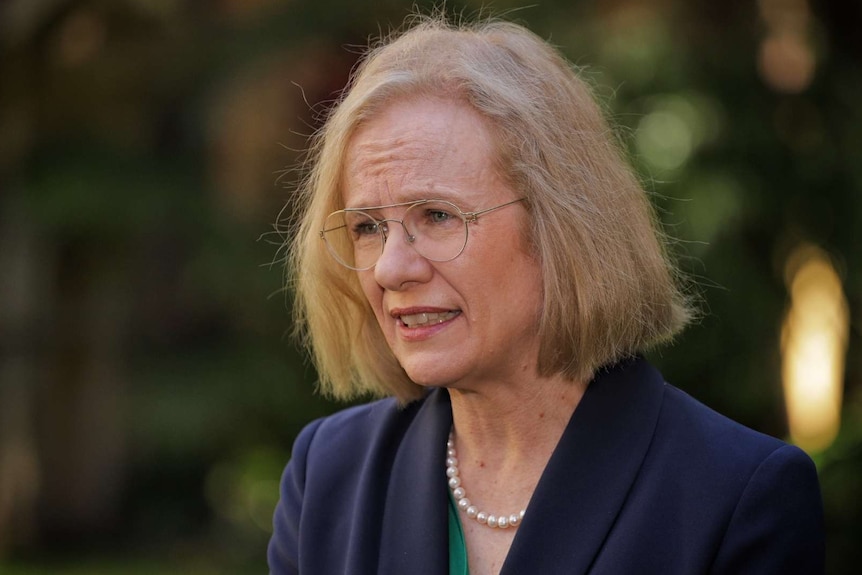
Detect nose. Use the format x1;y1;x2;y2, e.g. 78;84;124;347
373;219;432;290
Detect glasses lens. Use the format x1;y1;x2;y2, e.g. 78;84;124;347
403;200;467;262
322;201;468;269
322;210;382;270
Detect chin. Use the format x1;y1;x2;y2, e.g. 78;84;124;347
400;359;464;389
403;371;451;388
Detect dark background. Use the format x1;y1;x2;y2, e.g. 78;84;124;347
1;0;860;573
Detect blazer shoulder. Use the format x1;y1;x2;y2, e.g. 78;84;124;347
659;382;790;463
295;392;433;473
645;381;822;512
268;390;451;575
711;441;825;574
268;392;442;575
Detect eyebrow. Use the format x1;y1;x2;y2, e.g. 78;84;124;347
343;186;470;211
343;198;437;211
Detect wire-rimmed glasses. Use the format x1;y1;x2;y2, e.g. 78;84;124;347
320;198;525;270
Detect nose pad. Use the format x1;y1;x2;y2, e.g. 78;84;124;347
380;219;416;245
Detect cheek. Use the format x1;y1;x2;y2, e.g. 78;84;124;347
491;250;543;314
357;274;387;321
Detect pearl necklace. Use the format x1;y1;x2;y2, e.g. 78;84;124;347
446;431;526;529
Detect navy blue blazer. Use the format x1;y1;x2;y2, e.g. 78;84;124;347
268;357;824;574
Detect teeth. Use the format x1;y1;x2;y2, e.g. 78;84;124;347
400;311;458;327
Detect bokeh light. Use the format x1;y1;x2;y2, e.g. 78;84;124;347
781;244;849;453
757;0;817;93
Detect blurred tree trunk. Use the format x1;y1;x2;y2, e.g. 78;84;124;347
35;232;130;543
0;193;130;550
0;195;43;554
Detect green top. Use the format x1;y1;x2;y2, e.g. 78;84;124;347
448;492;470;575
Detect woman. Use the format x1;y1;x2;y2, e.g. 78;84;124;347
269;15;824;575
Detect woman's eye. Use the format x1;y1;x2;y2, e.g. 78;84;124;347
352;221;379;236
427;209;453;223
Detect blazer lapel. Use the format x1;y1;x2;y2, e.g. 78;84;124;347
378;389;453;575
501;356;665;574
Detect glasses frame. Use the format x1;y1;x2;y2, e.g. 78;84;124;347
320;197;525;271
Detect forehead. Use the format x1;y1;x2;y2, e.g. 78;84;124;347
341;96;503;208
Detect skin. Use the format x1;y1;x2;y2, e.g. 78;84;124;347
343;95;587;574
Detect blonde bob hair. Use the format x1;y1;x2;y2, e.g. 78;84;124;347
287;15;694;403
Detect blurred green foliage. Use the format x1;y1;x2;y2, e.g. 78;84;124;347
0;0;859;573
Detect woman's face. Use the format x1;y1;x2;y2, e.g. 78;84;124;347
342;96;544;390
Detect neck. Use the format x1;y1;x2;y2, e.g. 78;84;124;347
445;373;587;532
448;373;586;462
447;373;586;497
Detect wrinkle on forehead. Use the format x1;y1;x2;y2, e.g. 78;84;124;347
342;97;501;208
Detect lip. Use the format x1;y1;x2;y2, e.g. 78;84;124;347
389;306;461;341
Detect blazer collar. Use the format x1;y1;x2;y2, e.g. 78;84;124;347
378;356;664;575
378;388;453;575
502;356;665;574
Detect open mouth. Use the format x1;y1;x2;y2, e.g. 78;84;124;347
399;310;460;328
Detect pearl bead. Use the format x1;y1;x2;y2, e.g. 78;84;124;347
446;431;525;531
